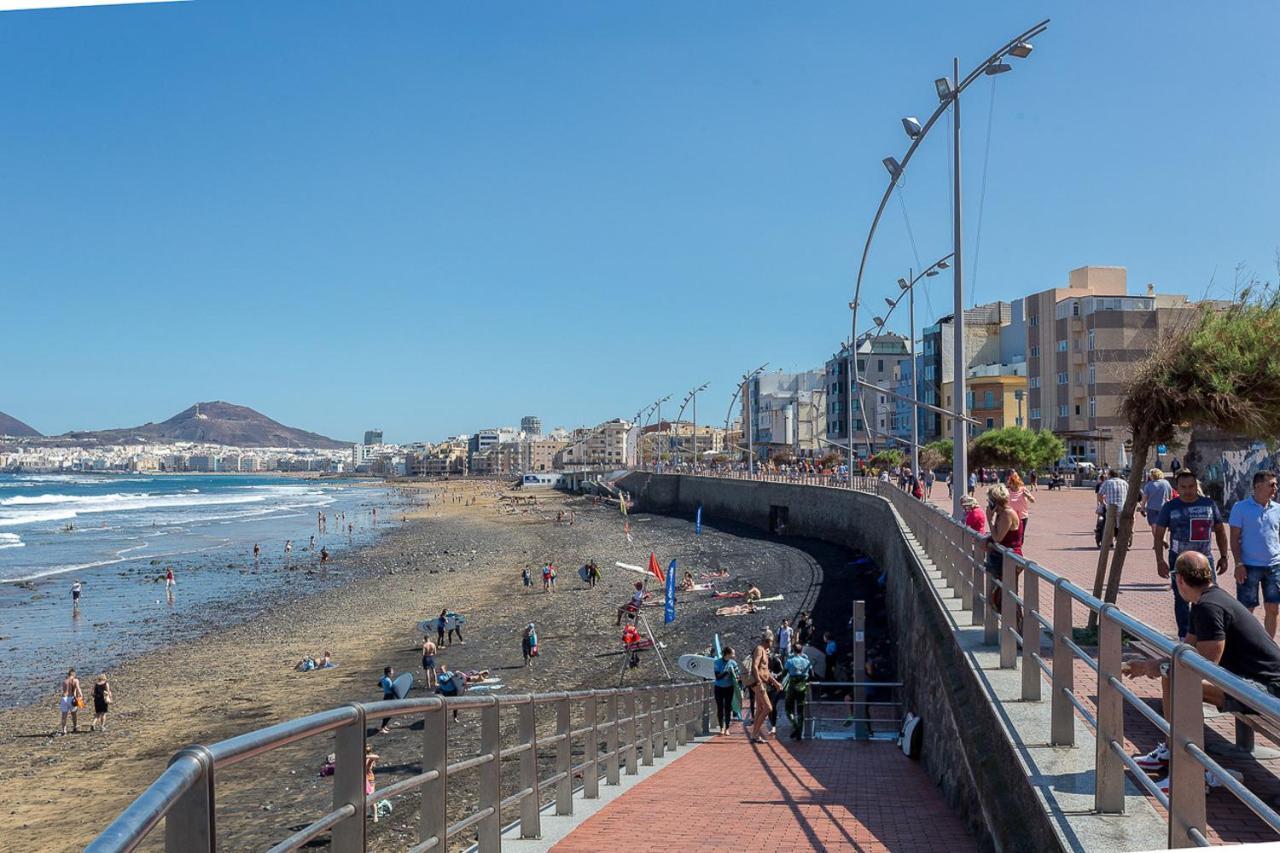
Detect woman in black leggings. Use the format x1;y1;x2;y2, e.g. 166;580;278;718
712;647;739;734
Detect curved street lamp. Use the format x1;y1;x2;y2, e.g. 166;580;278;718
846;18;1049;518
673;381;710;467
723;364;768;472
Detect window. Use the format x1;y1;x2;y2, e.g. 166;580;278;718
1088;330;1096;351
1030;314;1040;327
986;418;995;429
1030;345;1040;358
855;420;863;431
1088;364;1096;385
966;391;974;410
877;359;884;372
983;390;995;408
1072;301;1080;316
1057;372;1068;384
856;359;865;371
1029;376;1041;389
1089;398;1097;418
1056;340;1068;352
1030;407;1042;420
1075;404;1081;416
1058;404;1069;418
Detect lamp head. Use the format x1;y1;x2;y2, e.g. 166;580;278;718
900;116;923;139
934;77;954;101
985;61;1012;76
936;259;950;270
897;278;909;290
884;297;896;307
1009;41;1034;59
882;157;901;178
925;269;939;277
873;316;884;327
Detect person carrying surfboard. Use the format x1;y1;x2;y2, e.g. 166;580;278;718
713;647;741;734
377;667;395;734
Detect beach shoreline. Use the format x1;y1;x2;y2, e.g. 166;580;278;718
0;480;864;852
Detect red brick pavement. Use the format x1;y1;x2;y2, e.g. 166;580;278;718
923;482;1280;844
553;729;976;853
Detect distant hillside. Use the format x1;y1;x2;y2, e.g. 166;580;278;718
0;411;41;438
55;401;350;449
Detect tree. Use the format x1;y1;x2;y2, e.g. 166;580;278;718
922;439;953;470
968;427;1064;472
870;449;906;470
1099;280;1280;611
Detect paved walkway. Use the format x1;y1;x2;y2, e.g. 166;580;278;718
925;483;1280;845
553;728;976;853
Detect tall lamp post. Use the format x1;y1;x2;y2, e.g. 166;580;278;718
674;382;709;467
847;19;1049;519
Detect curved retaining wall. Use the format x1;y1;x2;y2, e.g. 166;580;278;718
620;472;1062;853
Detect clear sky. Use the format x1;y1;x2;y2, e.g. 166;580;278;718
2;1;1276;443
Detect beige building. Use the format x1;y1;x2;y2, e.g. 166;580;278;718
1026;266;1212;468
555;419;636;469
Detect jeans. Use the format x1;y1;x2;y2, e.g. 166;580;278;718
713;685;734;729
1237;564;1280;608
1170;551;1190;639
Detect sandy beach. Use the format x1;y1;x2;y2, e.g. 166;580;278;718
0;479;872;852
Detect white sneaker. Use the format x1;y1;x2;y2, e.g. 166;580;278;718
1155;768;1243;793
1134;742;1170;771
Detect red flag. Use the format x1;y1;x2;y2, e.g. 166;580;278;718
647;551;665;584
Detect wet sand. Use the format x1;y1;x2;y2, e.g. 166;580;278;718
0;480;864;852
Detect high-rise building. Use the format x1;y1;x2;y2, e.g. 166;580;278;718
919;302;1014;442
825;332;911;457
520;416;542;436
363;430;383;446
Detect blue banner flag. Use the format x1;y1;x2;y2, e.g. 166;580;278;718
695;504;702;535
664;559;677;624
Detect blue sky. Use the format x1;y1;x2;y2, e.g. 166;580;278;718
2;1;1276;442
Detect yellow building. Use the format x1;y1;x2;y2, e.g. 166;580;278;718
941;370;1028;437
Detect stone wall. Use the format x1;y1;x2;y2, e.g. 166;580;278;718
620;472;1063;853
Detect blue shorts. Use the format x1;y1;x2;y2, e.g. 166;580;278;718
1237;564;1280;608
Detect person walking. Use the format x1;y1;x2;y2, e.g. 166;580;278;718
436;610;448;647
1096;469;1130;549
777;619;793;655
164;567;175;591
1153;470;1229;641
1006;472;1036;539
967;471;977;496
58;668;83;735
91;674;113;732
586;560;600;588
521;567;532;588
541;563;552;592
364;744;381;822
783;643;815;740
71;580;82;610
748;636;782;743
377;667;396;734
421;636;438;685
522;622;538;666
924;469;935;497
712;647;740;734
1230;471;1280;639
1140;468;1173;550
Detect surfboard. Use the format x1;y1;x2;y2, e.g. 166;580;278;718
713;634;722;658
755;594;784;603
391;672;414;700
677;654;718;681
614;562;647;575
802;644;827;674
578;565;591;583
417;613;466;634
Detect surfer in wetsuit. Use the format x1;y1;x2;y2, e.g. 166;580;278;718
377;666;395;734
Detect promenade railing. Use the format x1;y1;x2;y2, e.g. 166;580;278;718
88;683;711;853
628;468;1280;848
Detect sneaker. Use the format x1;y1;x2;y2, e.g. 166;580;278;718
1156;769;1243;793
1134;742;1170;771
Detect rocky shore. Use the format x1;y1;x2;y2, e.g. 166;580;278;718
0;481;866;852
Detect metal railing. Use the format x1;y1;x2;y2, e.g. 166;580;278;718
627;468;1280;848
88;683;712;853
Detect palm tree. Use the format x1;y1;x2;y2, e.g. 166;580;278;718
1098;281;1280;615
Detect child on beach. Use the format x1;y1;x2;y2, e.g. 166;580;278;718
364;744;380;820
522;567;531;588
522;623;538;666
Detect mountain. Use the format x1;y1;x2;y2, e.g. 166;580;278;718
0;411;41;438
54;401;350;449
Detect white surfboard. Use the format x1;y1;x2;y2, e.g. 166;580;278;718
755;594;784;603
677;654;719;681
418;613;466;634
614;562;647;575
802;644;827;674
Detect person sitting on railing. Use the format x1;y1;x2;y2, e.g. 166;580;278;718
1126;551;1280;792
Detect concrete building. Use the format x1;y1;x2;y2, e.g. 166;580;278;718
364;430;383;446
919;302;1014;443
825;333;911;458
741;369;828;460
554;419;636;469
520;416;542;436
1025;266;1214;468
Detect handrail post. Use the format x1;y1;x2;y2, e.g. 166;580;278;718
421;701;448;848
1022;571;1041;700
700;683;712;736
1168;648;1207;848
1095;606;1125;814
584;693;600;799
331;705;366;853
1051;582;1075;746
982;565;999;644
652;689;665;759
685;685;698;742
641;691;655;765
517;701;540;839
970;541;984;621
478;701;501;849
1000;553;1018;668
164;746;215;853
624;691;639;775
555;696;572;815
605;692;621;785
675;685;688;746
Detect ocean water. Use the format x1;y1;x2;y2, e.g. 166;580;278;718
0;473;404;705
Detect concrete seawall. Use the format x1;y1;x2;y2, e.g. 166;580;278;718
619;472;1064;853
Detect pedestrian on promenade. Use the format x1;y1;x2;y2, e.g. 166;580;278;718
1028;469;1039;492
748;636;782;743
1006;472;1036;538
967;471;977;496
925;469;935;497
1139;468;1173;553
962;495;988;535
712;647;740;734
984;484;1023;617
377;666;396;734
1127;550;1278;792
1096;469;1130;549
1153;470;1229;641
91;674;112;732
783;643;814;740
946;471;953;498
777;619;793;654
58;668;82;735
796;611;814;647
1230;470;1280;639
